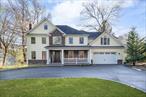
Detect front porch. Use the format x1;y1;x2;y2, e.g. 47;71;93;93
47;50;91;65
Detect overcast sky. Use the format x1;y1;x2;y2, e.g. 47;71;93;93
40;0;145;37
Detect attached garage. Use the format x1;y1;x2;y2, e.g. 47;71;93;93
93;52;117;64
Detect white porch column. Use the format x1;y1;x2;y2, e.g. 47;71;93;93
61;49;64;64
47;50;50;64
88;49;92;64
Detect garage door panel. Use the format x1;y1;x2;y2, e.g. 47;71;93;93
93;52;117;64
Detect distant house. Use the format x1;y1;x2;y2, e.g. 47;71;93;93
26;18;125;66
0;43;16;66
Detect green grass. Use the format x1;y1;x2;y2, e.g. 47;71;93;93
0;78;145;97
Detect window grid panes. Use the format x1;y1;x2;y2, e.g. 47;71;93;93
69;37;73;44
44;24;48;30
31;51;36;60
31;37;35;44
101;37;110;45
42;37;46;44
79;37;84;44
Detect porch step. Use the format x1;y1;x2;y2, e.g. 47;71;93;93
47;63;64;66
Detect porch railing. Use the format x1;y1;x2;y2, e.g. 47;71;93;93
64;58;88;64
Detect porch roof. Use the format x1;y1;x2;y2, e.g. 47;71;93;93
45;46;91;50
45;46;125;50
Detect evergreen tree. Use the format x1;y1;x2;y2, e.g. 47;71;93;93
126;27;145;66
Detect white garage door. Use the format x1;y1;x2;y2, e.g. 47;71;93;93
93;52;117;64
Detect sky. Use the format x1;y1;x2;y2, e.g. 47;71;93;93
1;0;146;37
39;0;146;37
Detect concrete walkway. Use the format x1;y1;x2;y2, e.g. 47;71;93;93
0;64;146;92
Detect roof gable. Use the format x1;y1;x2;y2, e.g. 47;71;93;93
90;32;123;46
27;18;56;35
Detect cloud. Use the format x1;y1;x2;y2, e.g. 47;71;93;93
51;0;87;25
51;0;137;24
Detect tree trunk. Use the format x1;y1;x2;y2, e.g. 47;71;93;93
22;33;26;63
133;61;136;66
2;48;8;66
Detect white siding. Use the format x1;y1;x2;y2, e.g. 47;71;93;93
30;20;56;34
90;33;122;46
65;35;88;46
26;35;49;60
26;20;55;61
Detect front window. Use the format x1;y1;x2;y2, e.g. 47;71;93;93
78;51;84;58
42;37;46;44
68;51;74;58
31;51;36;59
44;24;48;30
31;37;35;44
53;36;62;45
79;37;84;44
101;37;110;45
101;37;103;45
104;37;107;45
69;37;73;44
42;51;46;60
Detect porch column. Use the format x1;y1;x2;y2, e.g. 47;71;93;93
88;49;92;64
61;49;64;64
47;50;50;64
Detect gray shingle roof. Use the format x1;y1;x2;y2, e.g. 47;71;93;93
56;25;101;39
87;32;102;39
56;25;87;34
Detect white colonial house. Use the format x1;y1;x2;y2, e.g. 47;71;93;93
26;18;126;66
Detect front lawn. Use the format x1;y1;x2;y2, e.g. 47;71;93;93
0;78;145;97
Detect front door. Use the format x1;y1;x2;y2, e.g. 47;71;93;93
51;51;61;63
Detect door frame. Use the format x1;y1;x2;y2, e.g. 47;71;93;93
50;50;61;63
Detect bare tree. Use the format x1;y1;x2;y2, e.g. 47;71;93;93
81;1;121;33
7;0;47;62
31;0;45;24
0;9;17;66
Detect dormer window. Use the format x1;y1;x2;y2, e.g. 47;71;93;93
44;24;48;30
101;36;110;45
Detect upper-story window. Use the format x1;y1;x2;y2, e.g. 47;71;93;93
101;37;110;45
53;36;62;45
42;37;46;44
31;37;35;44
44;24;48;30
79;37;84;44
31;51;36;60
69;37;73;44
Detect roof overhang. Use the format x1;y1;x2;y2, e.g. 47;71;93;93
45;46;125;50
45;46;91;50
91;46;125;49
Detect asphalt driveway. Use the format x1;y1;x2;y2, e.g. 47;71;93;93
0;64;146;92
